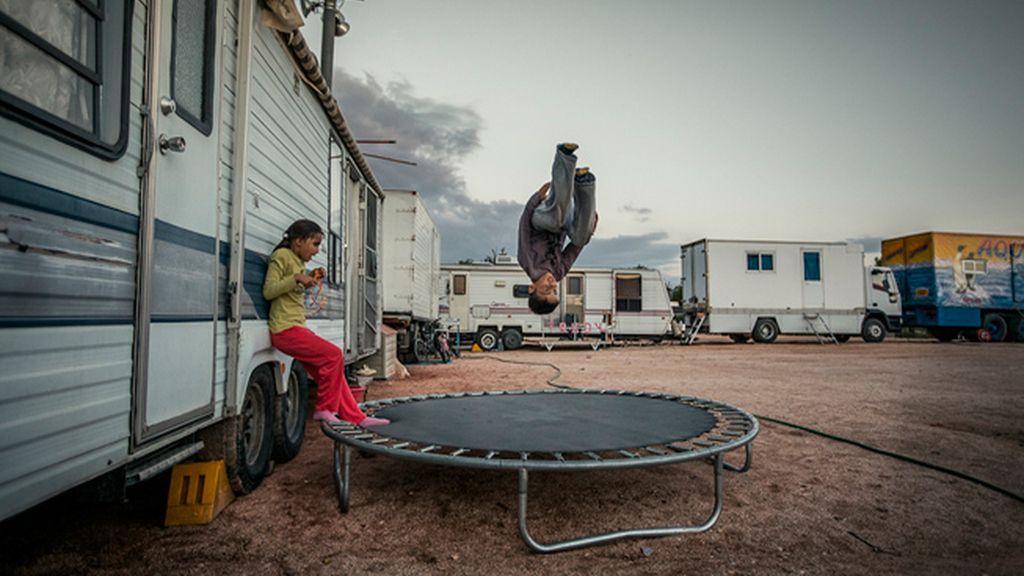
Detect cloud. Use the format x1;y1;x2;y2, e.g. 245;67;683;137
333;70;683;273
621;204;652;222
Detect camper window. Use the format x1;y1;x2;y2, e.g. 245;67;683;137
746;252;775;272
170;0;216;134
803;252;822;282
0;0;132;158
615;275;642;312
513;284;530;298
567;276;583;295
453;275;466;295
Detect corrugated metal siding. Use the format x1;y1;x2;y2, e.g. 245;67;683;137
0;325;132;519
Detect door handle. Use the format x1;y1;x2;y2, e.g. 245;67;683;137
159;134;187;154
159;97;177;115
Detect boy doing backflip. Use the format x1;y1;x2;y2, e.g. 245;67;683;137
518;143;598;315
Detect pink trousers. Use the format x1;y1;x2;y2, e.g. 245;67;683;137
270;326;365;424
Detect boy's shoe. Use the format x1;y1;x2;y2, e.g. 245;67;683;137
313;410;344;424
557;142;579;156
574;166;595;183
359;416;390;427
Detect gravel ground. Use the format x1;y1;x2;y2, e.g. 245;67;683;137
2;337;1023;575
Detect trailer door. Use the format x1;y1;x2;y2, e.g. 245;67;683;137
801;250;825;309
134;0;222;444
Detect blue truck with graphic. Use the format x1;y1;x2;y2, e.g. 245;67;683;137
881;232;1024;342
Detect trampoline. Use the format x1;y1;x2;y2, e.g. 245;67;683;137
321;389;758;553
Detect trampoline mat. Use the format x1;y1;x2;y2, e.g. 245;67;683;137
373;393;717;453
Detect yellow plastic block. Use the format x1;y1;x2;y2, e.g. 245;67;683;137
471;343;482;352
165;460;235;526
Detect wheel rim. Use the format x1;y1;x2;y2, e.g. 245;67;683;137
284;371;301;439
480;333;497;349
869;324;883;339
242;383;267;467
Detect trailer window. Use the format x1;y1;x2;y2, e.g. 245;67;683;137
803;252;821;282
0;0;132;158
567;276;583;295
453;274;466;295
170;0;216;134
746;252;774;272
615;275;642;312
513;284;530;298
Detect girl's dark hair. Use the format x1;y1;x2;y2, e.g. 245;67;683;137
528;292;559;315
274;219;323;251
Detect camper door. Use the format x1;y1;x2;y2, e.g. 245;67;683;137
134;0;223;443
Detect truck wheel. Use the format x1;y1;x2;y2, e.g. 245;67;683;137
501;329;524;350
861;318;886;343
982;313;1008;343
273;362;308;464
477;328;500;351
728;334;750;344
751;319;779;344
1013;316;1024;343
230;367;274;493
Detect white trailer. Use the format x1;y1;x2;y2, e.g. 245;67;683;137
0;0;382;520
679;239;902;343
440;259;675;350
380;189;442;362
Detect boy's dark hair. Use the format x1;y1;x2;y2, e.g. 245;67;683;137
275;219;323;251
528;293;559;315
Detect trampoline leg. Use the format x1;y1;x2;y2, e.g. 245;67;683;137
724;443;753;473
333;442;351;513
516;457;725;554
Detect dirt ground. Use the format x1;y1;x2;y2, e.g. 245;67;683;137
2;337;1023;575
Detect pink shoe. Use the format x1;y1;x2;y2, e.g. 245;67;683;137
313;410;344;424
358;416;390;427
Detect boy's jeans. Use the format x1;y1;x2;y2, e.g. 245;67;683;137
531;146;597;247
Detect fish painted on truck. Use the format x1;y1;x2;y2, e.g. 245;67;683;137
881;232;1024;342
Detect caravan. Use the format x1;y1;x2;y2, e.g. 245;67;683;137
441;260;674;350
0;1;381;519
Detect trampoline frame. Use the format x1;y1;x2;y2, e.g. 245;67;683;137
321;389;758;553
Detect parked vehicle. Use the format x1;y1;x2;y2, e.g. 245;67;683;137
679;239;902;343
440;259;675;350
380;190;443;363
881;232;1024;342
0;1;381;520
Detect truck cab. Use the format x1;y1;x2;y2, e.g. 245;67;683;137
866;266;903;334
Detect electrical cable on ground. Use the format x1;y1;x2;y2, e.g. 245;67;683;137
462;353;1024;504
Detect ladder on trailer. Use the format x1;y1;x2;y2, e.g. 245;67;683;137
683;313;706;345
804;313;838;344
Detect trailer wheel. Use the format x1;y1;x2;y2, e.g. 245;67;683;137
751;319;779;344
273;362;308;464
861;317;886;343
982;313;1008;343
501;329;524;350
477;328;500;351
231;367;274;493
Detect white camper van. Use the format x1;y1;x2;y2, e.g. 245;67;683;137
0;1;382;520
380;190;442;362
440;260;674;350
679;240;902;343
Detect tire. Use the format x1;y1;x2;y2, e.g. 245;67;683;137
477;328;500;351
231;367;274;493
273;362;308;463
501;329;524;350
751;319;779;344
861;317;886;343
834;335;852;343
401;325;420;364
1012;315;1024;343
728;334;750;344
982;313;1008;343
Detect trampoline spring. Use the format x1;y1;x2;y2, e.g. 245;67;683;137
693;440;714;448
451;448;469;457
619;450;639;458
370;438;391;445
392;442;411;449
553;452;566;462
485;451;498;459
645;446;671;455
668;443;692;452
584;451;602;461
709;435;730;443
353;434;375;440
419;445;438;453
722;430;744;437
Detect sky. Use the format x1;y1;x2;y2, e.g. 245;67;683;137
302;0;1023;283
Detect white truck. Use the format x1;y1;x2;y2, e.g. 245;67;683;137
679;239;902;343
440;259;675;350
0;1;382;519
381;190;442;362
